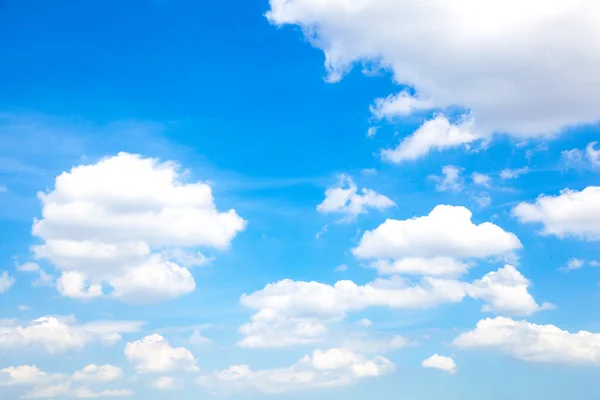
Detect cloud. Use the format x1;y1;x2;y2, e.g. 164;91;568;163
454;317;600;365
499;167;530;179
340;335;410;354
421;354;456;374
266;0;600;138
124;334;198;373
366;127;378;138
197;348;393;394
18;305;30;311
512;186;600;240
73;388;133;398
370;90;433;119
356;318;372;327
0;271;15;294
0;316;143;354
0;365;64;386
561;142;600;169
334;264;348;272
317;175;395;219
467;265;553;316
370;257;470;277
380;116;479;163
429;165;463;192
237;264;543;347
354;205;521;260
560;258;585;272
72;365;123;382
30;152;246;303
472;173;491;187
189;331;213;347
153;376;176;390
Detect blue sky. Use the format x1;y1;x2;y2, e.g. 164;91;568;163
1;0;600;399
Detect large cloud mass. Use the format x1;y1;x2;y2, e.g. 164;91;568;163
30;152;246;303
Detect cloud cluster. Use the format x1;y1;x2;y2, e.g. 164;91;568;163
0;316;143;354
124;334;198;373
267;0;600;161
0;364;132;399
197;348;393;394
421;354;456;374
29;152;246;303
455;317;600;365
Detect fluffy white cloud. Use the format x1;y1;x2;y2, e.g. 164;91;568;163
153;376;176;390
354;205;521;260
355;318;372;327
512;186;600;240
30;152;246;303
561;142;600;169
500;167;530;179
467;265;553;316
197;348;393;394
430;165;463;192
380;116;479;163
22;382;71;399
72;365;122;382
0;271;15;294
561;258;585;271
124;334;197;373
370;90;433;119
340;335;410;354
238;263;543;347
317;175;395;218
370;257;470;277
188;331;212;347
421;354;457;374
0;366;64;386
0;316;143;354
454;317;600;365
267;0;600;140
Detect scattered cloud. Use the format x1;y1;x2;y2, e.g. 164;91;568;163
370;90;433;120
335;264;348;273
499;167;530;179
561;142;600;170
513;186;600;240
0;316;143;354
197;348;393;394
356;318;372;328
560;258;585;272
153;376;176;390
0;271;15;294
72;365;123;382
317;175;395;220
471;173;491;187
189;331;213;347
366;127;378;138
455;317;600;366
125;334;198;373
430;165;463;192
421;354;456;374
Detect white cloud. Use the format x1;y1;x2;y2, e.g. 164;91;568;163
472;173;491;187
72;365;122;382
74;388;133;398
561;142;600;169
590;260;600;267
22;382;71;399
0;271;15;294
0;316;143;354
238;264;543;347
340;335;409;354
16;262;41;272
30;152;246;303
499;167;530;179
354;205;521;259
370;257;470;277
0;365;64;386
366;127;378;138
467;265;552;316
18;305;30;311
561;258;585;271
356;318;372;327
266;0;600;139
421;354;456;374
197;348;393;394
430;165;463;192
189;330;212;347
124;334;197;373
512;186;600;240
335;264;348;272
381;116;479;163
370;90;433;120
454;317;600;365
317;175;395;218
472;193;492;208
587;142;600;167
153;376;176;390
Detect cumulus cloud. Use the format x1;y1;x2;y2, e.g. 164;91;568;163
124;334;198;373
472;173;491;187
561;142;600;169
454;317;600;365
467;265;553;316
512;186;600;240
355;205;521;277
153;376;176;390
197;348;393;394
237;264;543;347
30;152;246;303
72;365;123;382
317;175;395;219
266;0;600;140
370;90;433;119
560;258;585;272
1;365;132;399
0;316;143;354
421;354;456;374
380;116;479;163
0;271;15;294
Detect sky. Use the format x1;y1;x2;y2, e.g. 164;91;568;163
1;0;600;399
